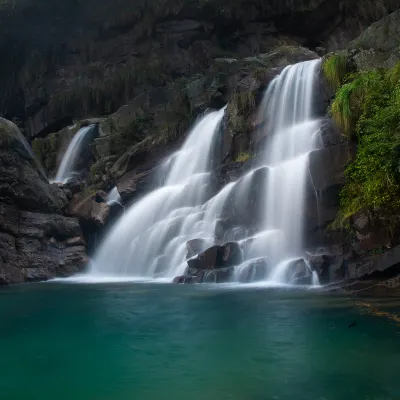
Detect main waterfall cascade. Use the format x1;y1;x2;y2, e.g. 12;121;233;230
54;125;95;183
92;59;323;285
93;108;228;277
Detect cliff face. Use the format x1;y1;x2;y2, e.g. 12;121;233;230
0;118;87;284
0;0;397;137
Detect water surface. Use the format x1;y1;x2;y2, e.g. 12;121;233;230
0;283;399;400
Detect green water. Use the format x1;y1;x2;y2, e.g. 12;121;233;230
0;283;399;400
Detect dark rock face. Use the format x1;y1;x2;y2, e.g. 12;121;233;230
0;119;87;284
0;0;395;137
349;10;400;70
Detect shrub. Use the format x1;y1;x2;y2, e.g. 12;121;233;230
333;62;400;226
322;53;349;90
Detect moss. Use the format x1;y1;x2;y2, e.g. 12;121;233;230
235;152;251;163
0;119;19;146
322;53;350;90
332;62;400;226
227;90;256;135
31;138;46;164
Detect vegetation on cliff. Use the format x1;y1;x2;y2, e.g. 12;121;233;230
329;62;400;225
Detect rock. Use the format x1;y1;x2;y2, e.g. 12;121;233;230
187;242;242;270
220;166;268;231
65;236;86;247
18;210;82;239
67;191;110;226
187;245;221;270
0;120;87;284
173;275;186;284
305;142;351;246
237;258;269;283
186;238;208;259
200;267;234;283
305;246;344;284
350;10;400;68
0;119;67;213
116;169;153;202
292;272;312;285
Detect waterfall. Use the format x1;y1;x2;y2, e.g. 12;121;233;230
106;187;122;206
236;59;323;284
54;125;94;183
92;108;229;278
85;60;322;286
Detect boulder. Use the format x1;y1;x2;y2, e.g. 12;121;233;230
346;245;400;280
305;246;345;284
237;258;269;283
67;191;110;226
187;242;242;270
116;169;153;202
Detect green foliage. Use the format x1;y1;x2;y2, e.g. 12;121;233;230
334;62;400;226
322;53;349;90
235;152;251;163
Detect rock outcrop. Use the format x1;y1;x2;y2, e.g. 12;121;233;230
0;119;87;284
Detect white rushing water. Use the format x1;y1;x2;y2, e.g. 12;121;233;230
106;187;122;206
92;108;229;278
54;125;94;183
235;59;323;284
90;60;322;285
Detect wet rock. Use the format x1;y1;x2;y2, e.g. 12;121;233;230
237;258;269;283
67;191;110;226
305;246;345;284
117;169;153;202
173;275;186;284
292;272;312;285
187;242;242;270
186;238;208;259
220;167;269;231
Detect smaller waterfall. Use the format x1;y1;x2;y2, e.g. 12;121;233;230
106;187;122;206
54;125;94;183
